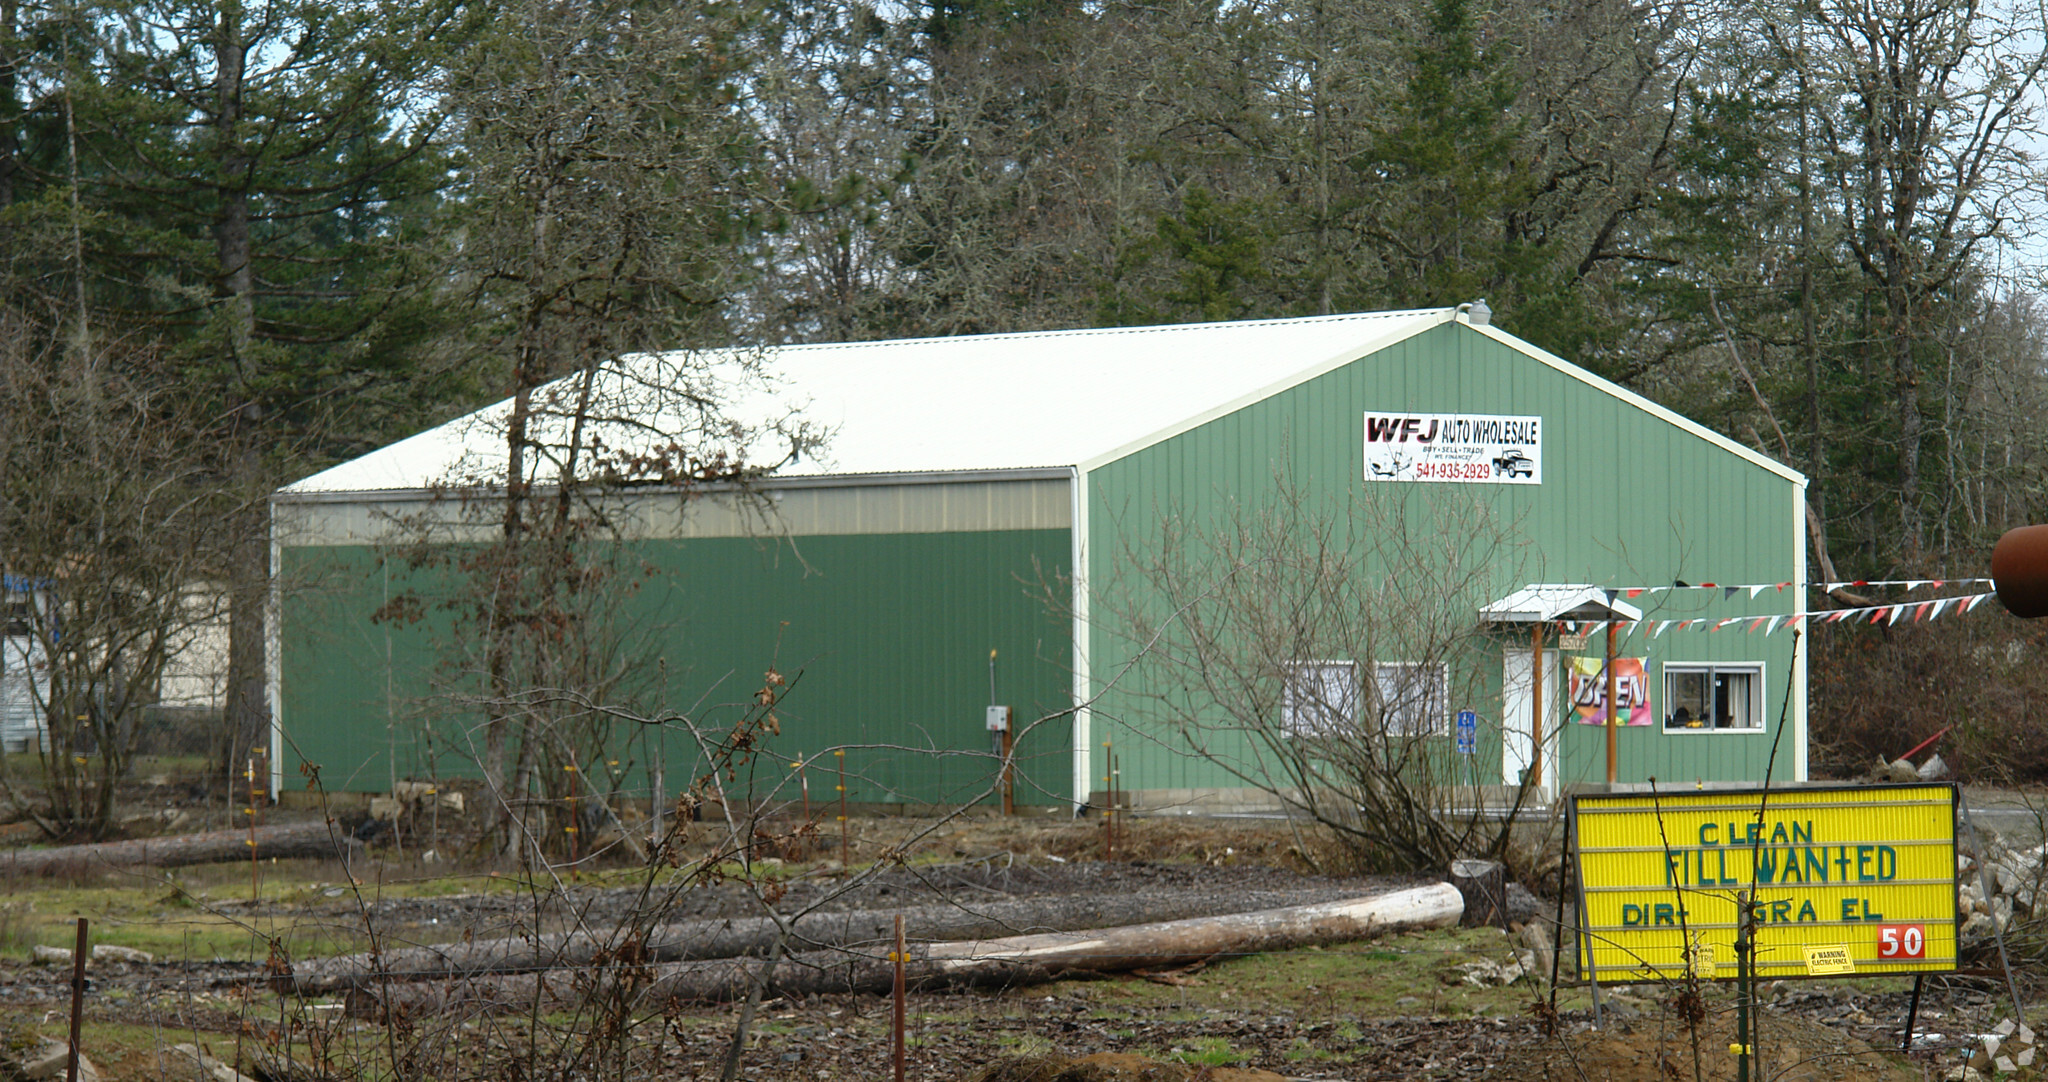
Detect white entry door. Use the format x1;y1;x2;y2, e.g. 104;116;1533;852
1502;648;1561;796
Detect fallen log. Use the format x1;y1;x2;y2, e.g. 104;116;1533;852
289;885;1361;995
0;822;359;877
343;882;1462;1018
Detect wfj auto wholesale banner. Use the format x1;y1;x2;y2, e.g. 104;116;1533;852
1569;656;1652;726
1361;412;1542;484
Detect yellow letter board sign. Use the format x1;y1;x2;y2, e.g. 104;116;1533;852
1572;784;1956;981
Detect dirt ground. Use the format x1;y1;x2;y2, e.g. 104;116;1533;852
0;808;2030;1080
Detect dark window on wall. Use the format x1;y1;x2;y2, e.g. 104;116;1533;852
1664;665;1761;731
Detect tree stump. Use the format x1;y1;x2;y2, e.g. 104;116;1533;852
1449;859;1509;928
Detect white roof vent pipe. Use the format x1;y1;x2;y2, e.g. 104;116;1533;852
1457;298;1492;327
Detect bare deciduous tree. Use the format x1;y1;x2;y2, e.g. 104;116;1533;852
426;0;824;852
1807;0;2048;559
1094;478;1538;873
0;309;227;839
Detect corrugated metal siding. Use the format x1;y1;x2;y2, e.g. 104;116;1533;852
279;478;1072;547
1087;322;1801;793
279;527;1073;803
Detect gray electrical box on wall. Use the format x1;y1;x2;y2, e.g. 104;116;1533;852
985;706;1010;732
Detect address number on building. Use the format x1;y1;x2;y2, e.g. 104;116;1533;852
1876;924;1926;959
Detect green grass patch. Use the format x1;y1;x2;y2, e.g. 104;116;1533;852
1166;1036;1241;1067
1283;1037;1334;1063
997;1033;1054;1057
1009;925;1595;1021
0;863;384;963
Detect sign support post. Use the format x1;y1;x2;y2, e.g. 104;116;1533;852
1568;800;1602;1025
1735;888;1753;1082
1530;623;1545;791
1902;975;1926;1052
1604;621;1618;784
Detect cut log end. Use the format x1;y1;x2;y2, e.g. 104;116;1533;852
1449;859;1508;929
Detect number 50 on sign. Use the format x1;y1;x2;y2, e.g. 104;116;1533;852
1877;924;1926;959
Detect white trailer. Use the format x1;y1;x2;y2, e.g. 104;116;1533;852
1;587;49;753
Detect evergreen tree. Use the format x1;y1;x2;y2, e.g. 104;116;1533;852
1350;0;1530;310
67;0;471;781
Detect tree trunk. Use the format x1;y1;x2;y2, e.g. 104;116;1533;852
341;884;1462;1016
1449;858;1508;928
287;884;1383;994
1892;297;1923;558
0;821;360;876
1;0;20;209
222;495;269;786
501;713;539;860
214;0;270;793
483;314;537;853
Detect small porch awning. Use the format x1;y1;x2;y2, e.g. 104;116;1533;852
1479;583;1642;624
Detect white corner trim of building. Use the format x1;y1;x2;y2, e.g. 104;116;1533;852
1793;479;1811;782
1068;465;1091;813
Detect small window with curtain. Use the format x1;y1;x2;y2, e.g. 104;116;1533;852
1663;664;1762;731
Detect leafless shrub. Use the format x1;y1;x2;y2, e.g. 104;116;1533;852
0;308;231;840
1093;475;1540;873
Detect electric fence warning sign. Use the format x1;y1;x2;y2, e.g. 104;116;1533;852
1572;784;1957;981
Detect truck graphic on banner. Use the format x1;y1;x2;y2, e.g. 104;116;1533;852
1362;412;1542;484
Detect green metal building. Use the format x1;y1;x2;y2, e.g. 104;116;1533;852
269;307;1808;808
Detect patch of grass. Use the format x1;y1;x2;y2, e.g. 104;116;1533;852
356;874;479;899
0;863;387;964
1166;1036;1241;1067
1010;925;1592;1022
997;1033;1054;1057
0;903;38;954
0;1013;258;1082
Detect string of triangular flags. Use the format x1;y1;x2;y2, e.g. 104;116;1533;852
1605;577;1995;600
1562;592;1999;637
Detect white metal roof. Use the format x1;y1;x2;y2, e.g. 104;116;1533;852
283;310;1451;494
281;307;1805;496
1480;584;1644;623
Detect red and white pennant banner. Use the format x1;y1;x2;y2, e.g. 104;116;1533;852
1606;578;1994;600
1563;592;1997;637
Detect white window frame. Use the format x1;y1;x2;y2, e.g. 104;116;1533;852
1374;661;1449;737
1661;662;1765;733
1281;659;1358;737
